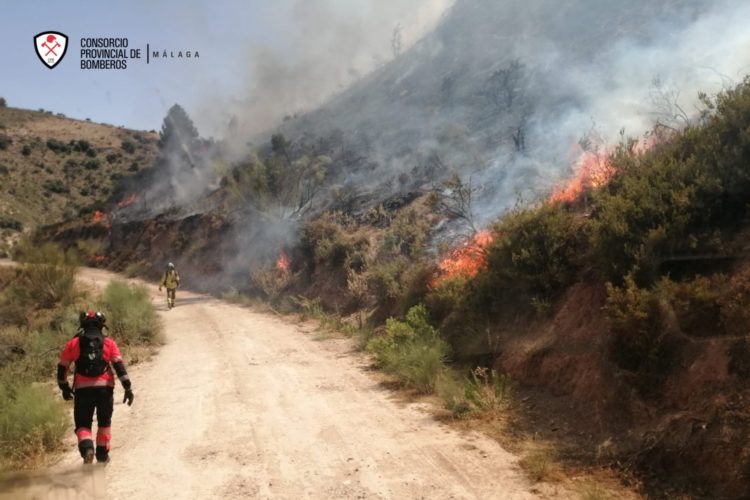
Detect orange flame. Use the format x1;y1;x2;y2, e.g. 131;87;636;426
432;230;494;287
92;211;108;223
117;194;138;209
549;151;615;205
276;250;291;273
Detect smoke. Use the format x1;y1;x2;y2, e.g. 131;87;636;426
198;0;453;141
122;0;750;282
270;0;750;226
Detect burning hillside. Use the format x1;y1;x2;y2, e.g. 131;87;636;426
433;230;494;286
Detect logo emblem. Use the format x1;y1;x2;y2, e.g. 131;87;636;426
34;31;68;69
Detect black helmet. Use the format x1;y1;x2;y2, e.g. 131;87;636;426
79;310;106;328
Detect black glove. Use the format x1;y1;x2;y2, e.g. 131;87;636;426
123;389;134;406
59;383;74;401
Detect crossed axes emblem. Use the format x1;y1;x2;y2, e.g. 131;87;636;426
41;35;61;57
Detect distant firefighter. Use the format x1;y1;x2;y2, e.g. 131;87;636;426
159;262;180;309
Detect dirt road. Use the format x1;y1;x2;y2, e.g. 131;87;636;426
4;267;570;499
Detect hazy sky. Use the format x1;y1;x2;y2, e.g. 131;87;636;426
0;0;450;134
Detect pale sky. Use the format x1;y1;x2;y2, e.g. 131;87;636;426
0;0;450;135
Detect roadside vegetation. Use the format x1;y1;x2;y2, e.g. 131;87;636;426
239;78;750;494
0;242;161;470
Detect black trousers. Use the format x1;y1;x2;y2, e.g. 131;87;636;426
74;387;113;433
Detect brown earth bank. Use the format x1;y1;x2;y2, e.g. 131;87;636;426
496;282;750;499
0;266;579;500
43;213;750;499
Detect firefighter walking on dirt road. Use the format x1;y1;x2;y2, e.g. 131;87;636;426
57;311;134;464
159;262;180;309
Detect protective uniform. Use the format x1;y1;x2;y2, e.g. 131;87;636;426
57;311;134;464
159;263;180;309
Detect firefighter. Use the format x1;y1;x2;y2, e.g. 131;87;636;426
159;262;180;309
57;311;134;464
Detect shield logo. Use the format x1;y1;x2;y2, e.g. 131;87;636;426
34;31;68;69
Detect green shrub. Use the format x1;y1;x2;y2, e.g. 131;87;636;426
85;148;97;158
436;371;472;418
486;205;585;298
42;179;68;194
0;97;6;107
426;276;470;324
0;243;79;320
72;140;91;152
367;304;448;393
0;134;11;150
464;366;511;411
0;216;22;232
83;158;101;170
604;276;681;393
301;215;368;273
0;385;68;468
436;367;511;418
383;207;432;258
46;139;70;154
21;144;31;156
128;161;140;172
121;140;136;154
591;80;750;284
97;280;162;345
669;276;724;337
720;268;750;336
368;257;408;303
0;165;8;175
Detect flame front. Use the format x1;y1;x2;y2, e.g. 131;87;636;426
276;250;291;272
117;194;138;209
433;230;494;287
92;211;108;223
549;151;615;205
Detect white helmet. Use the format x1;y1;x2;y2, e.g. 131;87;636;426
168;262;175;269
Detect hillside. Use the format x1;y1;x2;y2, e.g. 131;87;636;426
31;0;750;496
0;104;158;255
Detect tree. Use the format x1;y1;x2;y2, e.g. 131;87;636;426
159;104;199;152
437;174;480;236
224;135;331;219
0;97;6;108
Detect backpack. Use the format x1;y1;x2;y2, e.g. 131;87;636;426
75;329;107;377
